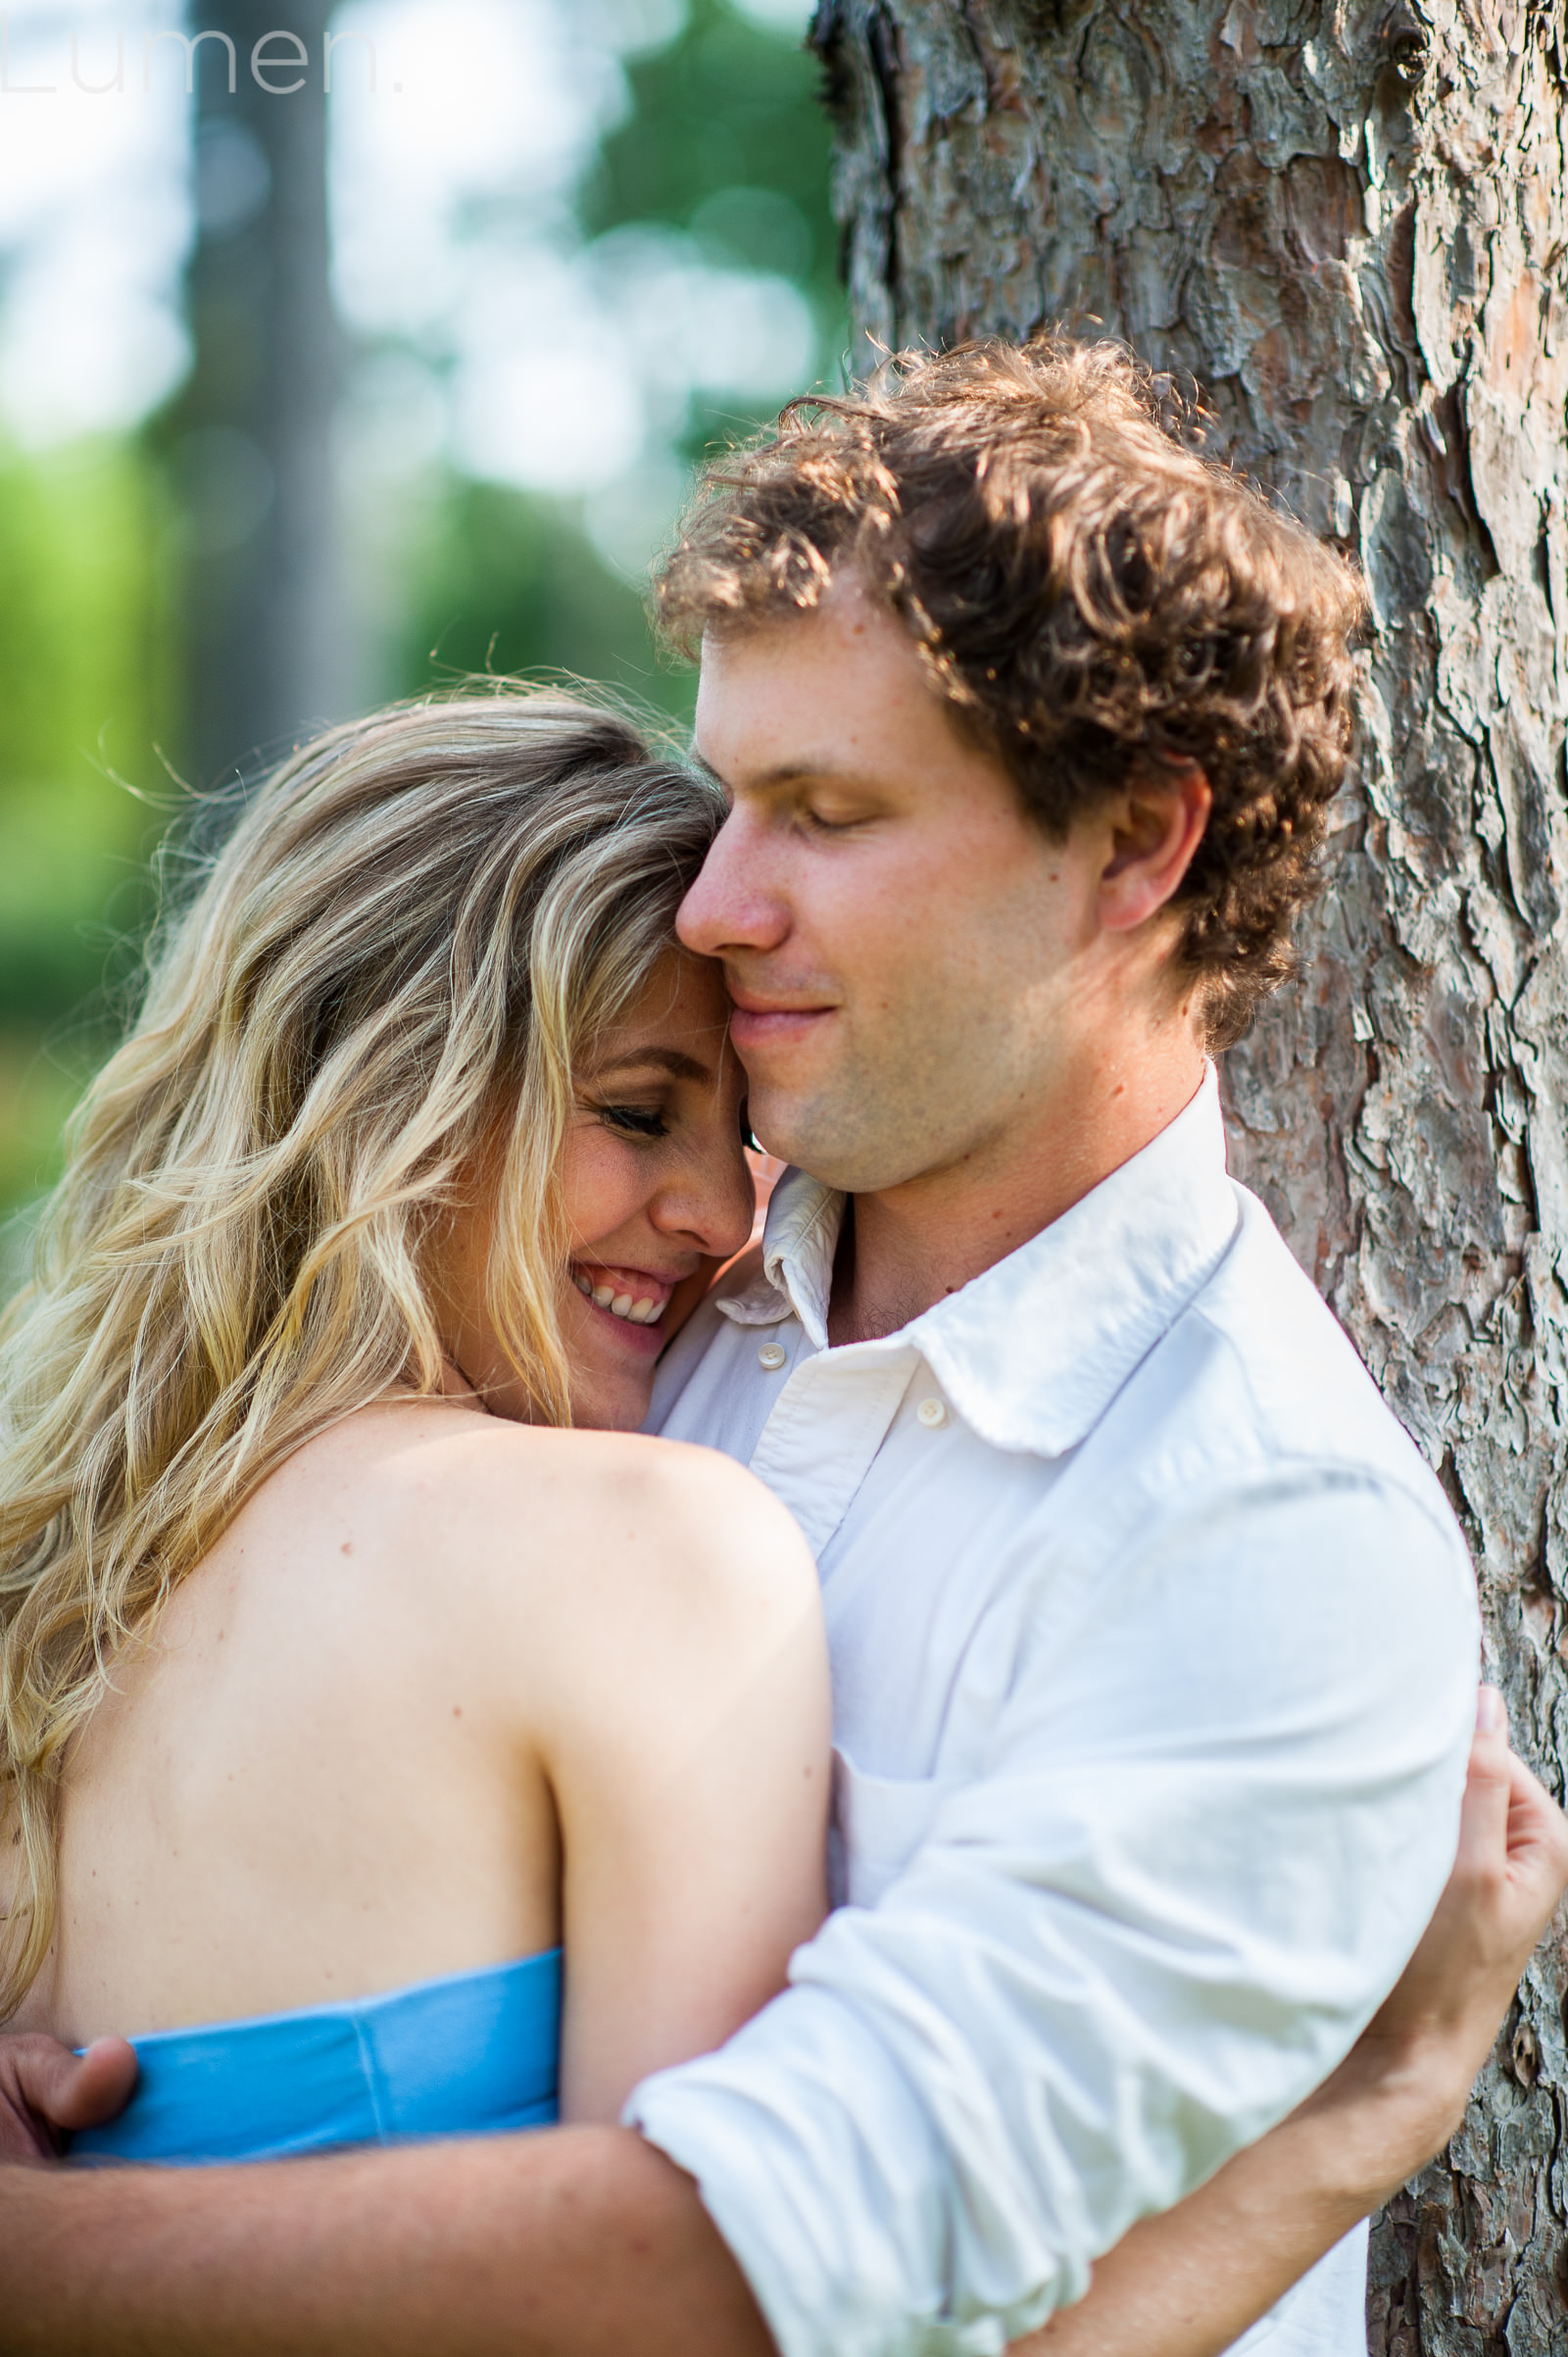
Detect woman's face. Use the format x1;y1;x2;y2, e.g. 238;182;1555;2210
434;947;756;1433
559;945;756;1428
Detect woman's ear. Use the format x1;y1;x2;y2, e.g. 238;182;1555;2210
1098;764;1212;934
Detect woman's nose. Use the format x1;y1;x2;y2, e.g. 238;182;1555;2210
654;1135;757;1262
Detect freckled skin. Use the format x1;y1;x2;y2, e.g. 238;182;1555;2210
429;948;755;1433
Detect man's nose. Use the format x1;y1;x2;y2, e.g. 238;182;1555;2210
677;807;788;958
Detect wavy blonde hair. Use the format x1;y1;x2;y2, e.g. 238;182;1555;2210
0;687;724;2018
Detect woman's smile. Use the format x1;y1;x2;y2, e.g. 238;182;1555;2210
568;1262;681;1342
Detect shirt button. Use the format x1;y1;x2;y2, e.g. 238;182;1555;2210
758;1343;788;1371
916;1397;947;1429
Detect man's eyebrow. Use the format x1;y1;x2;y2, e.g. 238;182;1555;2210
589;1047;712;1082
697;754;868;791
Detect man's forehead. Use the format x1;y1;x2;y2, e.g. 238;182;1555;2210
694;595;946;784
696;574;898;675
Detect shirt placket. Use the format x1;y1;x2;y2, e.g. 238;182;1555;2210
747;1343;919;1561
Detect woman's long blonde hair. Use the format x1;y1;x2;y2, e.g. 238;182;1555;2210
0;688;724;2018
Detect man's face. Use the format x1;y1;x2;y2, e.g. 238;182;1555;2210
678;578;1111;1196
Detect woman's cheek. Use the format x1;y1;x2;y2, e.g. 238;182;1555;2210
559;1127;644;1252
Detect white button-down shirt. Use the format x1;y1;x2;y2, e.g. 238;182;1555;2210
629;1070;1479;2357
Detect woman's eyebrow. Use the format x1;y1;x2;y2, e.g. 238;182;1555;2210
590;1047;711;1082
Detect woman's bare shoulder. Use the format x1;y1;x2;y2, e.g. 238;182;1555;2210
189;1403;827;1879
271;1399;816;1620
465;1418;818;1615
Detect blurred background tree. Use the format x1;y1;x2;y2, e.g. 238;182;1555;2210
171;0;344;798
0;0;839;1246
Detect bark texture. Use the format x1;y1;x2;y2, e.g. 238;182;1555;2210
808;1;1568;2346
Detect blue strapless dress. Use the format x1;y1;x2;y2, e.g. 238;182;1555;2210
70;1949;562;2166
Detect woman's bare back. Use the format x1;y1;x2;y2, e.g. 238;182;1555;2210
12;1399;829;2123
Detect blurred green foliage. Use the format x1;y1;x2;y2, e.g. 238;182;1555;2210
396;0;841;718
583;0;842;447
396;479;694;725
0;436;177;1223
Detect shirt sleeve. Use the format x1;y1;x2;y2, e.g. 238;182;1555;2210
626;1468;1480;2357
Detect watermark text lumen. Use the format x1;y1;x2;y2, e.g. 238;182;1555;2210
0;19;387;98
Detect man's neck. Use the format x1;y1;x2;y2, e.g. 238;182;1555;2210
825;1038;1207;1348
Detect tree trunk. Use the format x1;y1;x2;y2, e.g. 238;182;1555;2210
170;0;346;797
809;1;1568;2346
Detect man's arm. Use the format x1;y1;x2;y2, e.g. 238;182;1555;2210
627;1476;1483;2357
0;2121;771;2357
2;1707;1562;2357
0;2037;1479;2357
1021;1694;1568;2356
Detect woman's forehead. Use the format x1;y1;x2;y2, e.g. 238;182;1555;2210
587;953;735;1075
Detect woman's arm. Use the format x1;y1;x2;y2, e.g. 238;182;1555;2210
530;1439;831;2123
1016;1694;1568;2357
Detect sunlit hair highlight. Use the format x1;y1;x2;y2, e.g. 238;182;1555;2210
0;688;723;2018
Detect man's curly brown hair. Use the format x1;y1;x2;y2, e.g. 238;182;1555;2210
655;337;1366;1050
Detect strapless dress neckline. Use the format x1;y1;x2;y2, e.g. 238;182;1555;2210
70;1948;562;2166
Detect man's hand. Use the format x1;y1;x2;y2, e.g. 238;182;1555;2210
1017;1693;1568;2357
1337;1685;1568;2185
0;2035;136;2163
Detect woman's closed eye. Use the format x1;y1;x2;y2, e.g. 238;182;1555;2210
594;1102;670;1141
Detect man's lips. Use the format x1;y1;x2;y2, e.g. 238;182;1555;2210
727;995;836;1052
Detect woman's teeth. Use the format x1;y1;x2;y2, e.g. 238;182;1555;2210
572;1269;664;1325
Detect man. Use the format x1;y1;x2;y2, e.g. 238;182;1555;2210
3;336;1566;2357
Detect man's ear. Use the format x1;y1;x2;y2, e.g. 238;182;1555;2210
1098;764;1212;934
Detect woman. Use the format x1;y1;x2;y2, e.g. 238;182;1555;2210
0;688;830;2159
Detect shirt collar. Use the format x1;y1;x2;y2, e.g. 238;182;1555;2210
713;1173;844;1348
720;1066;1240;1457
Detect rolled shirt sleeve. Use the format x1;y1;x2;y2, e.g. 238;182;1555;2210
628;1469;1479;2357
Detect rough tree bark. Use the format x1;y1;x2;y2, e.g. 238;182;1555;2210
808;2;1568;2348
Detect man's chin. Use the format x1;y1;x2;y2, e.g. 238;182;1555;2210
748;1087;902;1197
